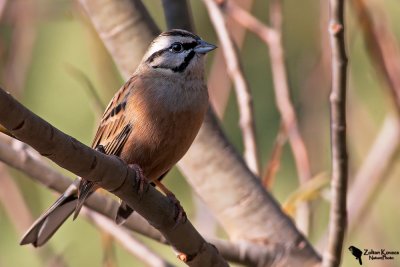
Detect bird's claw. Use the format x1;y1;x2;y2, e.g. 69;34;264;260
128;164;149;199
167;193;187;228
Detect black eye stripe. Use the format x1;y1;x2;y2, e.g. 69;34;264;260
181;41;198;50
146;41;198;63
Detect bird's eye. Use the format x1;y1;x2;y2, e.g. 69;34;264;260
170;43;183;53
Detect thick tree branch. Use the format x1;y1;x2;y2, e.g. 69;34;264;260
0;88;228;267
161;0;194;31
0;136;165;242
0;136;309;266
79;0;158;78
323;0;348;266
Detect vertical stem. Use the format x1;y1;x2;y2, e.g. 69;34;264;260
323;0;348;266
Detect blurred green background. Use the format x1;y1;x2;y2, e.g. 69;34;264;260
0;0;399;266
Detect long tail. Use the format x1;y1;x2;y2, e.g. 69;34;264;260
73;179;96;220
20;180;80;247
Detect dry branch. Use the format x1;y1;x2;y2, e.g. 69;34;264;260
0;88;228;267
322;0;348;266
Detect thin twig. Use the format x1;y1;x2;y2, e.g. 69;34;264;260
203;0;260;175
262;123;287;189
322;0;348;266
351;0;400;116
347;115;400;234
83;209;175;267
0;163;34;235
2;0;37;96
208;0;254;118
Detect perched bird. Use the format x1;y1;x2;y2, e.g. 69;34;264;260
20;29;216;247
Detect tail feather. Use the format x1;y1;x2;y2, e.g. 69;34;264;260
115;201;134;225
73;180;96;220
20;182;79;247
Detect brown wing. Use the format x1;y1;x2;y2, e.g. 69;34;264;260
74;77;136;219
91;76;136;156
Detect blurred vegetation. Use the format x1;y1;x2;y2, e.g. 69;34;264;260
0;0;399;266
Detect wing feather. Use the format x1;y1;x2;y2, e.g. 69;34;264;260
91;76;136;156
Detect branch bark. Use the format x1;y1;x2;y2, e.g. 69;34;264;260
0;88;228;267
161;0;194;31
322;0;348;266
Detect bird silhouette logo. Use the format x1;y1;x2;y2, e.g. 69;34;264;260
349;246;363;265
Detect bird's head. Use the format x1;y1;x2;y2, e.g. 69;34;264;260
141;29;216;77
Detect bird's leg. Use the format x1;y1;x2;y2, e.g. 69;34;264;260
153;180;187;226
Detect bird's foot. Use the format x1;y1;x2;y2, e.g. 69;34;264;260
166;192;187;227
128;164;149;199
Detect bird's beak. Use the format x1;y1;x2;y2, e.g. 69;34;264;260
194;40;217;54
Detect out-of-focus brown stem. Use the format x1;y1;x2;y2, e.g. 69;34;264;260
0;163;33;234
351;0;400;116
83;209;175;267
262;123;286;189
348;0;400;235
208;0;254;118
347;115;400;234
203;0;260;175
2;0;37;96
322;0;348;266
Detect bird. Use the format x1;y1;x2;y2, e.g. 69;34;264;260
20;29;216;247
349;246;363;265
